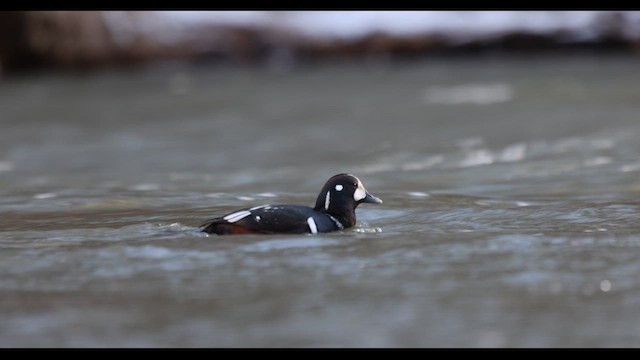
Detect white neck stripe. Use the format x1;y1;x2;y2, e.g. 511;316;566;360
307;217;318;234
327;214;344;230
325;191;330;211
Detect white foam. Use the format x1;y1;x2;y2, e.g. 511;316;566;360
499;143;527;162
407;192;430;197
459;149;495;167
584;156;612;167
129;183;160;191
424;83;513;105
353;227;382;233
0;161;14;172
620;162;640;173
401;155;444;171
33;193;57;200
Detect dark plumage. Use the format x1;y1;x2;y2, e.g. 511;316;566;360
201;173;382;235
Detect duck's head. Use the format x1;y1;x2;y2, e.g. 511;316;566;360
314;173;382;227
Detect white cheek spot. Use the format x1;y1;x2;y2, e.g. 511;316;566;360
255;216;261;222
307;217;318;234
353;179;366;201
325;191;331;210
335;184;343;191
223;210;252;223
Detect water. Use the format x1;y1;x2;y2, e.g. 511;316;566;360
2;55;640;347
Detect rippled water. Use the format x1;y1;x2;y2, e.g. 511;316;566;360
2;55;640;347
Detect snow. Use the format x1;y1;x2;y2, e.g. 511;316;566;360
144;11;640;41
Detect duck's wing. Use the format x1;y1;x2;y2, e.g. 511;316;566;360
201;205;321;235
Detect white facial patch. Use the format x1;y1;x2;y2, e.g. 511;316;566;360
307;217;318;234
353;179;367;201
223;210;251;223
335;184;343;191
325;191;330;210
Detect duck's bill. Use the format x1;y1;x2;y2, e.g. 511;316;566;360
362;192;383;204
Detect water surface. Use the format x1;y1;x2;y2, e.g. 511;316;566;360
2;55;640;347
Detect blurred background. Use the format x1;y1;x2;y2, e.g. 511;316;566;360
2;11;640;348
1;11;639;74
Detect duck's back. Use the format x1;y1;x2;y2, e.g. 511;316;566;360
201;204;340;235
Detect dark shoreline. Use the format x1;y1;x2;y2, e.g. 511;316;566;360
1;11;639;76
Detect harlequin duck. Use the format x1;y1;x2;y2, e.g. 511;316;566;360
201;173;382;235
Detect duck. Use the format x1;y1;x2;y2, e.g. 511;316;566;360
201;173;382;235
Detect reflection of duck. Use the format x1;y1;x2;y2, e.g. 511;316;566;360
201;174;382;235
